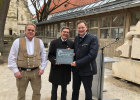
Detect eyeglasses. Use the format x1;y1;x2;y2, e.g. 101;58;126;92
27;29;35;32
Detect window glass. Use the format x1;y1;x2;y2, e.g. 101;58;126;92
111;28;123;39
69;22;74;29
94;1;102;7
111;28;118;39
85;19;90;30
100;14;124;39
58;23;60;32
100;29;110;39
42;25;45;36
101;17;110;27
90;19;98;28
48;25;51;37
89;29;97;36
112;15;124;27
68;21;75;38
60;22;66;28
45;25;48;36
51;24;54;37
131;12;140;25
36;26;41;36
54;24;58;37
119;28;123;39
109;0;116;2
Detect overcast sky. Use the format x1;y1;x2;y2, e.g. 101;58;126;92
28;0;44;14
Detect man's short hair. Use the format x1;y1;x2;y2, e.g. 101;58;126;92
60;26;70;32
76;20;87;26
25;23;36;30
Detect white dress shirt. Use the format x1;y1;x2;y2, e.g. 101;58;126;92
61;37;67;41
8;37;47;73
80;32;87;38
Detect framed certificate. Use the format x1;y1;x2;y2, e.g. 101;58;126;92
56;49;74;64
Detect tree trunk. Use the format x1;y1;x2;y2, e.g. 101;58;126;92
0;0;10;54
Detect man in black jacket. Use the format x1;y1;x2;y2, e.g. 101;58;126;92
48;26;73;100
71;20;99;100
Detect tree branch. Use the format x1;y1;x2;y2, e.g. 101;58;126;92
49;0;69;13
30;0;78;22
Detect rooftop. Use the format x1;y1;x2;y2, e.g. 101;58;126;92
37;0;140;25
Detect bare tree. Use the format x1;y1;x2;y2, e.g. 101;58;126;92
0;0;11;54
30;0;72;22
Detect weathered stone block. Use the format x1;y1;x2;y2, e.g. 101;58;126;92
116;43;131;58
112;58;140;84
116;21;140;58
131;37;140;59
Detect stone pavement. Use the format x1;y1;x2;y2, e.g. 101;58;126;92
0;61;84;100
103;70;140;100
0;61;140;100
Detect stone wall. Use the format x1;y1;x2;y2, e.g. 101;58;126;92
4;0;32;36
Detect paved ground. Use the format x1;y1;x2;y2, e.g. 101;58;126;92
0;60;140;100
0;61;84;100
103;69;140;100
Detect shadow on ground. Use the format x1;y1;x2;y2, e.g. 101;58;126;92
0;44;11;64
0;53;8;64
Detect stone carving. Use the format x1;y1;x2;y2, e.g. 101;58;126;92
112;21;140;84
116;21;140;59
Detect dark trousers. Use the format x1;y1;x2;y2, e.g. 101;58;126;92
51;84;67;100
72;72;93;100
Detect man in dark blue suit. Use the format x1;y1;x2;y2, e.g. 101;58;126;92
71;20;99;100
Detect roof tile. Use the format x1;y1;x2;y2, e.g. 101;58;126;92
50;0;98;14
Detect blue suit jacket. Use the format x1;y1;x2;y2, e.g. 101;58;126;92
73;33;99;76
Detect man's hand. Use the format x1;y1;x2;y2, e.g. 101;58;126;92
56;63;61;65
14;72;22;78
71;61;76;67
38;69;44;76
67;48;70;50
54;59;61;65
73;53;75;56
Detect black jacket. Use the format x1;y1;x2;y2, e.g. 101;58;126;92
73;33;99;76
48;37;73;85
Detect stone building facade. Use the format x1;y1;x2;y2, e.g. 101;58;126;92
4;0;32;36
